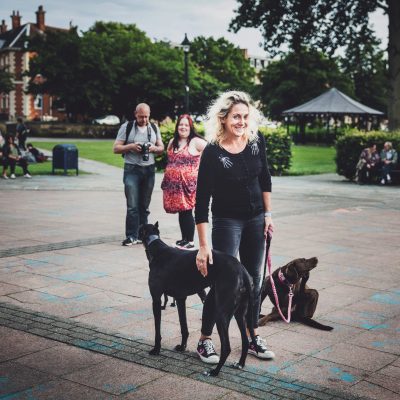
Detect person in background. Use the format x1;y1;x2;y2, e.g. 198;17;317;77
194;90;275;364
161;114;207;249
355;143;380;184
16;117;29;151
113;103;164;246
2;135;31;179
380;141;398;185
26;143;48;163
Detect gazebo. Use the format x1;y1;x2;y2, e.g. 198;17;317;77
282;88;384;140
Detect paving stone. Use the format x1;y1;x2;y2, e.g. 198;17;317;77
0;361;51;396
64;358;165;395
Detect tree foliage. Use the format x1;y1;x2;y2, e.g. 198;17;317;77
0;67;14;93
26;23;256;120
230;0;400;130
260;48;353;119
340;26;388;113
190;36;255;93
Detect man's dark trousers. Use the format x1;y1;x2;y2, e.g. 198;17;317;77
123;163;155;240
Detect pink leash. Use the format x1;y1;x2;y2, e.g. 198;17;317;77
265;230;293;323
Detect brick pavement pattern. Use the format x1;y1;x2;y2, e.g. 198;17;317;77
0;153;399;399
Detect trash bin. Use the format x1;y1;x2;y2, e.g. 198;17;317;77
52;144;79;175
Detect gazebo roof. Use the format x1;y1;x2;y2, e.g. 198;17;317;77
282;88;384;116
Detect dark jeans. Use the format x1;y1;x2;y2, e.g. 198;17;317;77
381;163;394;180
201;213;265;336
178;210;195;242
123;163;155;240
7;158;29;175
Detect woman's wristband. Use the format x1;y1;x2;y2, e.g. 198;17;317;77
264;211;272;218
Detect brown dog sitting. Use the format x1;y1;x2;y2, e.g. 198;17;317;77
258;257;333;331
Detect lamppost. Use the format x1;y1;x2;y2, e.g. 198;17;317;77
181;33;190;114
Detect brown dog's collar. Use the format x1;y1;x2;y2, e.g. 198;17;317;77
278;269;293;287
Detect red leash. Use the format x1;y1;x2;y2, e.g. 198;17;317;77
265;231;293;323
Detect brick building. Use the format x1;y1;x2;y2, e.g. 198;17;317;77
0;5;67;121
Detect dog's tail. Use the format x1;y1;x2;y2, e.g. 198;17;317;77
298;317;333;331
243;271;257;344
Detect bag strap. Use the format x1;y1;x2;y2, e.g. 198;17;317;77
123;121;135;146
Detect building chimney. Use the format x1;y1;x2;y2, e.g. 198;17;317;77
241;48;249;59
11;11;21;30
0;20;7;34
36;5;45;31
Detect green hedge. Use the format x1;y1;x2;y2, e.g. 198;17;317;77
260;127;292;175
335;129;400;180
155;123;292;175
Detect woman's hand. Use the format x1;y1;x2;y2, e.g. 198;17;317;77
264;216;274;237
196;245;213;277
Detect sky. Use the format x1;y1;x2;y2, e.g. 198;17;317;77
0;0;389;58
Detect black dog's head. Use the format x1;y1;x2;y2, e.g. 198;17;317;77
281;257;318;284
139;222;160;250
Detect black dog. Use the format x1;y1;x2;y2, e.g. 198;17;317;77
259;257;333;331
139;222;256;376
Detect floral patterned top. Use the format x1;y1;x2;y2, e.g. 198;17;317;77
161;144;201;213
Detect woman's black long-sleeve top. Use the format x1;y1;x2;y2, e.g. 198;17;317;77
195;132;272;224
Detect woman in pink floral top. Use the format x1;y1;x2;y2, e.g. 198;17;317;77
161;115;207;249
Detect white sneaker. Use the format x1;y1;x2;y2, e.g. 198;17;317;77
24;173;32;179
10;174;16;179
380;179;385;185
387;174;391;183
248;335;275;359
2;175;8;180
197;339;220;364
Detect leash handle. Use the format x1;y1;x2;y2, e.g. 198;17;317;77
265;232;293;323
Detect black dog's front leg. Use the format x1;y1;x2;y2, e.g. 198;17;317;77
175;297;189;352
161;294;168;310
150;298;162;355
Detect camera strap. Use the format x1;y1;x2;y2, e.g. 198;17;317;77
123;121;153;145
133;123;153;144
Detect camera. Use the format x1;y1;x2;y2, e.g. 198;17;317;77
140;142;151;161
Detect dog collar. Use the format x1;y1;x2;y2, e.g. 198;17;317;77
145;234;159;246
278;269;293;287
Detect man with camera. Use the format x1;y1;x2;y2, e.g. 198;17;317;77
113;103;164;246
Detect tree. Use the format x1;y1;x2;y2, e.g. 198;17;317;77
230;0;400;130
27;22;186;120
190;36;255;94
0;67;13;94
260;48;353;119
28;28;83;120
340;26;388;113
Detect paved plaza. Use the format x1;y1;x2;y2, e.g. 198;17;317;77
0;155;399;399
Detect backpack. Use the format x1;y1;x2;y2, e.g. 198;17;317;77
122;121;158;158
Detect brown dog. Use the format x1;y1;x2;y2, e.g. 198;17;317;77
258;257;333;331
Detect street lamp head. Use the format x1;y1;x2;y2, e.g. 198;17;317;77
181;33;190;53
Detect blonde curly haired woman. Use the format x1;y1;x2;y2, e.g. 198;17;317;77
194;91;275;364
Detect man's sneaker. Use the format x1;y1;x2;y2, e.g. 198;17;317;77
197;339;220;364
248;336;275;359
122;238;142;246
10;174;16;179
381;178;385;185
387;174;392;183
176;241;195;250
175;239;186;247
24;173;32;179
2;174;8;180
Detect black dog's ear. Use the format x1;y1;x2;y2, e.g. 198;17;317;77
154;221;159;229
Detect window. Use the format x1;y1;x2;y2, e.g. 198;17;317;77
34;94;43;110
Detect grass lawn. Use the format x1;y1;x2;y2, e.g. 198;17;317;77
288;145;336;175
32;140;336;176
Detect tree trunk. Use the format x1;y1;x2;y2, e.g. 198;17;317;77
388;0;400;130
